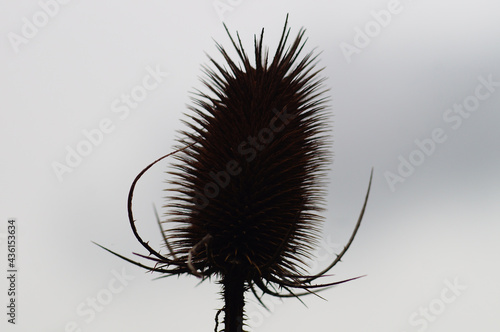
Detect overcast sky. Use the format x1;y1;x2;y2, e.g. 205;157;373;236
1;0;499;331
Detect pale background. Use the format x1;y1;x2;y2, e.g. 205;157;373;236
1;0;499;331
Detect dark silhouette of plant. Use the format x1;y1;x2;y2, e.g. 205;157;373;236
95;15;372;332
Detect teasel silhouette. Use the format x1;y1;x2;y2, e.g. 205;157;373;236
95;15;372;332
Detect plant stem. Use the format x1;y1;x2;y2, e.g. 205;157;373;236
222;267;245;332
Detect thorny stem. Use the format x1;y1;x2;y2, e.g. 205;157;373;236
222;267;246;332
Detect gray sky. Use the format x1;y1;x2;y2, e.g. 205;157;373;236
1;0;499;331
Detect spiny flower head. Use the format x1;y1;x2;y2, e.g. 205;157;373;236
166;16;331;283
96;15;372;332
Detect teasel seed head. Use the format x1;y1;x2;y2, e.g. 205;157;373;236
166;15;332;284
95;15;373;332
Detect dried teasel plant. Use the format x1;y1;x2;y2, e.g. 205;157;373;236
95;15;373;332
